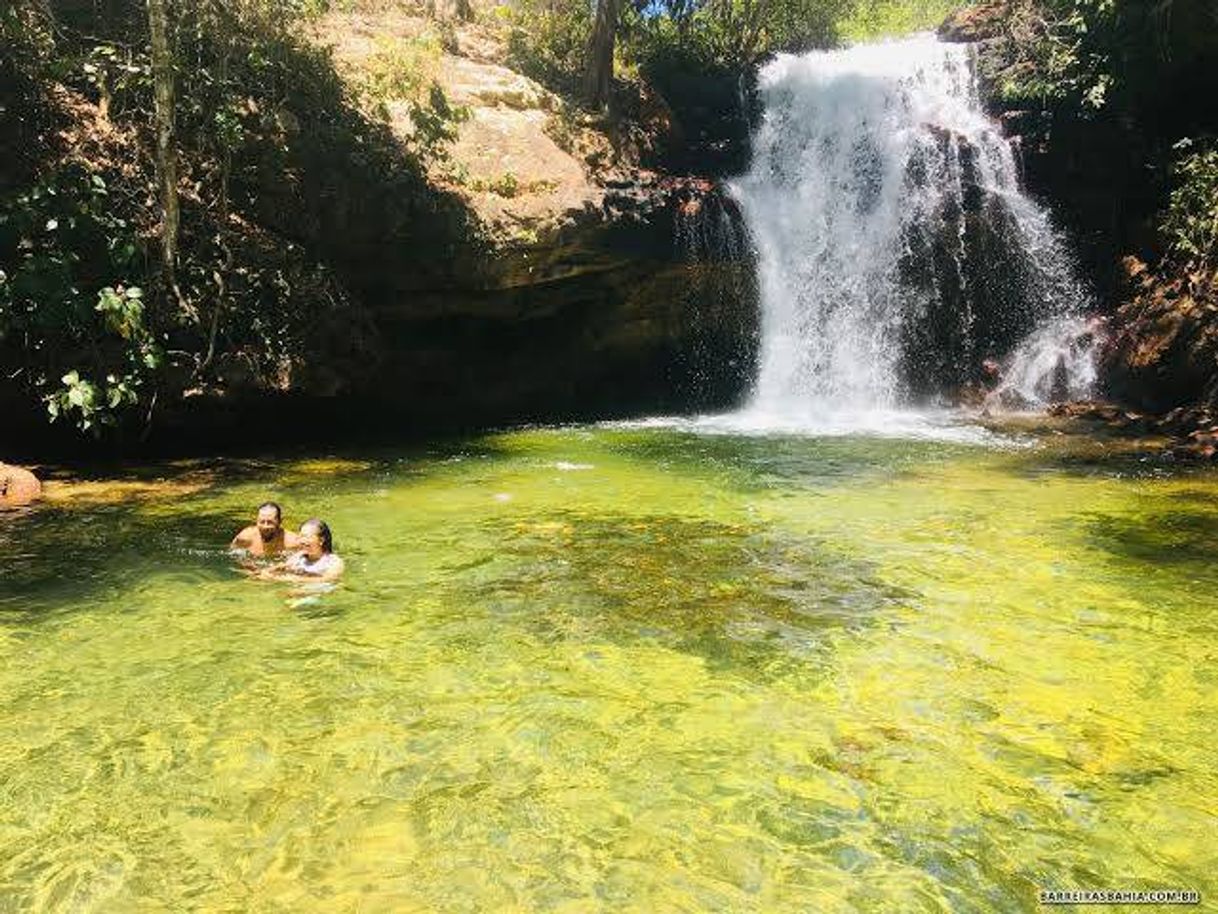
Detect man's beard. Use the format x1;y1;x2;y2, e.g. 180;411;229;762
259;527;278;542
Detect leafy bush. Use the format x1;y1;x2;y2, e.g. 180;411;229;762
992;0;1217;117
362;33;445;102
1162;139;1218;268
354;35;470;160
502;0;852;172
981;1;1217;267
0;169;162;432
502;0;594;94
0;2;54;75
839;0;969;41
987;0;1119;110
641;0;851;71
1;0;474;436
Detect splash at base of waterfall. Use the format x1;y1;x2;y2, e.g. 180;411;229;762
608;409;1011;446
986;314;1104;410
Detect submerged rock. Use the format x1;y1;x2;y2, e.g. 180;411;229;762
1042;400;1218;460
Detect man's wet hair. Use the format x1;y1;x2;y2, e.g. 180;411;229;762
303;518;333;553
258;501;283;522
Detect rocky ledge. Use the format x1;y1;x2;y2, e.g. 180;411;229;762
145;10;759;449
1097;258;1218;434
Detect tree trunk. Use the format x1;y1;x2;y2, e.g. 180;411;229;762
147;0;179;288
583;0;618;110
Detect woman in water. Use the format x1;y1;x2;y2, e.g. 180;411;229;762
258;518;345;582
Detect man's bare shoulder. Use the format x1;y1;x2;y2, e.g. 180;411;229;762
284;530;302;548
231;526;258;548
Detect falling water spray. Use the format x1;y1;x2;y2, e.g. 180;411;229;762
730;34;1098;426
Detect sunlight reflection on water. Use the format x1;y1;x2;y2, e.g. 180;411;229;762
1;426;1215;912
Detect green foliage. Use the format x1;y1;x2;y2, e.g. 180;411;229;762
492;171;521;198
988;1;1217;262
1162;139;1218;268
0;169;162;432
362;33;445;102
1;3;60;193
1;0;449;436
412;85;471;161
994;0;1217;116
333;33;470;161
503;0;853;171
80;42;152;118
989;0;1118;110
503;0;594;94
838;0;967;41
0;0;497;448
506;0;854;95
638;0;853;71
1;2;54;75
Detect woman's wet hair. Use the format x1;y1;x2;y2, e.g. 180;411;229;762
303;518;333;553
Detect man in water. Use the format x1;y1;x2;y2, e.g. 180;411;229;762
230;502;298;558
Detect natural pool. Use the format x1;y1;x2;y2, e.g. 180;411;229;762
2;424;1216;912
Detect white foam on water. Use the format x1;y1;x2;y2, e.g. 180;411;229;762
603;409;1018;447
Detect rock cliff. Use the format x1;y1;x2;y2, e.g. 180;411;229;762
144;9;759;450
941;2;1218;443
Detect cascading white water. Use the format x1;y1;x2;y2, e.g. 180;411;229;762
729;34;1097;427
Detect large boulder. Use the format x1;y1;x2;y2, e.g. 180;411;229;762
1100;258;1218;412
0;463;41;506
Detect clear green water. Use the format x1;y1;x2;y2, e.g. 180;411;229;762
2;425;1216;912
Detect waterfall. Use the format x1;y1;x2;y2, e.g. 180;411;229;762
729;34;1097;426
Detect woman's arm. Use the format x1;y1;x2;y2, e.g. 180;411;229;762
248;556;295;580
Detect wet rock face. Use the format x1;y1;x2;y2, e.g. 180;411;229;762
944;3;1196;303
233;9;760;423
360;179;759;423
893;125;1054;399
157;167;757;446
212;56;756;424
898;196;1044;398
151;7;754;434
938;1;1218;429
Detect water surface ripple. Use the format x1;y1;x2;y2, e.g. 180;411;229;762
1;428;1215;911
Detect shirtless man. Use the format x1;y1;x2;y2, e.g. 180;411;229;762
230;502;299;558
